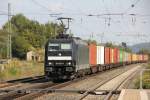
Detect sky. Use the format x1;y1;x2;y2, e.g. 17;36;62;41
0;0;150;45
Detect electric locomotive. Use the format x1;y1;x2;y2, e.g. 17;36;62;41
44;34;90;81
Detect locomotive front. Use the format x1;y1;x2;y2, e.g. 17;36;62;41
44;38;75;81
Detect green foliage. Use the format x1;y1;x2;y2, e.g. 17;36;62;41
105;42;115;48
135;74;150;89
105;42;132;52
0;71;5;80
124;48;132;53
0;30;8;58
12;36;32;59
87;39;97;44
138;48;150;54
0;61;44;81
135;64;150;89
9;67;18;76
1;14;64;59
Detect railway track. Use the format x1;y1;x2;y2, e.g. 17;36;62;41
0;75;90;100
0;76;45;89
13;69;112;100
0;75;49;99
18;63;141;100
103;69;140;100
7;75;45;83
0;81;56;100
0;73;90;99
79;65;142;100
29;64;143;100
0;64;144;100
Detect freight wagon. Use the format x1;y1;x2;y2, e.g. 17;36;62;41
44;34;149;81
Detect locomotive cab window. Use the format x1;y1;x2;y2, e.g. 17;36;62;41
48;43;59;51
61;43;71;50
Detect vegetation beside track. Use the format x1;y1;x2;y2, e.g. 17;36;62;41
0;59;44;81
134;63;150;89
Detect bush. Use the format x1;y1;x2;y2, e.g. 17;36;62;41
9;67;18;76
0;60;44;81
134;63;150;89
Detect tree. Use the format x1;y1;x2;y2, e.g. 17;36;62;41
0;30;8;58
138;48;150;54
124;48;132;53
1;14;65;59
87;39;97;44
105;42;115;48
12;36;32;59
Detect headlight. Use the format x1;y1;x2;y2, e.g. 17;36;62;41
48;62;53;65
66;62;71;65
68;62;71;65
66;67;73;71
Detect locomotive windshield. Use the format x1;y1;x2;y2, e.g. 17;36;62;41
61;43;71;50
48;43;71;51
48;43;59;51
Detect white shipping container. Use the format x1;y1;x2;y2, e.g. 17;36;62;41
127;52;129;62
123;52;126;62
124;52;128;62
97;46;100;64
125;52;128;62
124;52;126;62
126;52;129;62
97;46;104;65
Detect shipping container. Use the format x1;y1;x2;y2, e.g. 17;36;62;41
119;49;123;63
143;55;145;61
131;54;133;62
89;44;97;65
118;49;120;63
144;55;148;61
146;55;149;61
137;54;140;61
114;48;118;64
105;47;110;64
132;54;137;62
138;55;140;61
123;51;128;62
138;55;141;61
97;46;105;65
135;54;138;61
125;52;128;62
140;55;143;61
123;51;126;62
142;54;144;61
128;53;132;62
110;48;114;64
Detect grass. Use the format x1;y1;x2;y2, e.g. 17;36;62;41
0;59;44;81
134;62;150;89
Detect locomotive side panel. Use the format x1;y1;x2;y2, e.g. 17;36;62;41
74;40;90;71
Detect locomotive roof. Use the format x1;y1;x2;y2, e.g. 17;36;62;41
47;37;88;46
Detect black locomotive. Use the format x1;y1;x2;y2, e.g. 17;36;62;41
44;34;90;81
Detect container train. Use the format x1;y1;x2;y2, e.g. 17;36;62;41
44;34;149;81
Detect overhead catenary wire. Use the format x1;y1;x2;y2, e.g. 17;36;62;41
0;0;149;44
31;0;51;12
0;10;7;13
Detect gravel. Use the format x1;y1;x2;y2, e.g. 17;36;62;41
35;64;142;100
